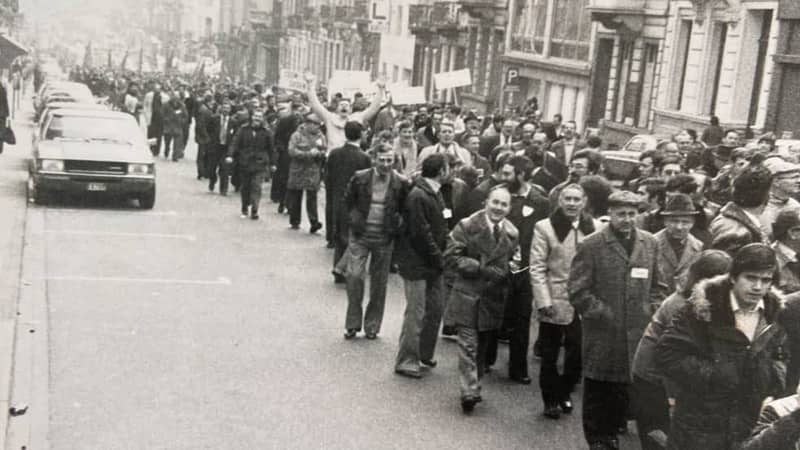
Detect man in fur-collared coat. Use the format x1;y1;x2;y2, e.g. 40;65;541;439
443;187;519;414
656;243;790;450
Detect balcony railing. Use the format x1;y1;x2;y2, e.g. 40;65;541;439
409;4;459;30
588;0;645;12
409;5;433;29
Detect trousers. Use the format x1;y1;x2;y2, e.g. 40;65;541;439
395;275;444;373
239;170;265;214
344;237;393;334
196;143;209;178
630;376;671;450
147;122;163;156
457;327;493;399
286;189;319;227
162;133;184;160
207;145;229;194
583;377;630;448
538;316;582;406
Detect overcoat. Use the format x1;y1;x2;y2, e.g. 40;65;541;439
443;211;519;331
654;229;704;293
287;129;326;191
568;226;667;382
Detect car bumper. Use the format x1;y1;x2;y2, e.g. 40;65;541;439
34;172;155;195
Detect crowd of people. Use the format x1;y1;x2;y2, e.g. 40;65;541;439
80;67;800;450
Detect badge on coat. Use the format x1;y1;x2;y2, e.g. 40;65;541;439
631;268;649;279
443;208;453;219
522;205;534;217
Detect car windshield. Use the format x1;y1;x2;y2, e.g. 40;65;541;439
45;115;142;145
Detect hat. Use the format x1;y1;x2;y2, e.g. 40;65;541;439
660;193;698;216
464;112;480;123
607;190;640;209
713;145;735;160
731;243;777;277
304;112;322;124
772;208;800;241
763;157;800;177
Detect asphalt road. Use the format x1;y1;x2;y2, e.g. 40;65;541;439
8;114;642;449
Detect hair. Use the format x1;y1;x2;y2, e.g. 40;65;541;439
439;120;455;132
773;208;800;242
730;243;779;281
505;155;535;180
448;105;461;115
376;130;395;142
730;147;753;163
639;149;663;168
641;177;667;205
732;164;773;208
661;156;683;171
710;116;720;126
679;250;733;297
579;175;613;217
370;142;393;155
724;128;740;138
711;233;755;255
559;183;586;200
492;114;505;124
344;121;363;141
397;120;414;131
553;113;563;122
586;135;602;148
494;152;513;172
684;128;698;142
421;153;448;178
666;174;698;195
571;149;602;174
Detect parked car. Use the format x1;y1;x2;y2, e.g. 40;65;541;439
28;109;156;208
36;100;108;125
602;134;662;182
34;81;93;115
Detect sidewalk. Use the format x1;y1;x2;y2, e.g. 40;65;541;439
0;90;35;449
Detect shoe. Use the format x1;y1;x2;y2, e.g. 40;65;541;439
240;213;248;219
333;273;346;284
543;404;561;419
220;191;227;196
326;241;335;249
461;396;479;413
277;205;285;214
290;224;300;230
250;214;259;220
365;332;377;340
560;397;573;414
344;329;357;340
389;264;398;273
394;368;422;379
208;184;215;192
197;175;202;180
510;375;532;385
420;359;437;368
309;222;323;234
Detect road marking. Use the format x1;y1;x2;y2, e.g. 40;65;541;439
46;209;179;216
44;230;196;241
45;276;232;285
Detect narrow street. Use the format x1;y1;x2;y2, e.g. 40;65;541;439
1;102;641;449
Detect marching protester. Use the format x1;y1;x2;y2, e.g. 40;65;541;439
143;82;168;157
286;112;326;232
227;109;274;220
341;143;409;339
442;186;518;413
161;90;188;162
207;100;236;195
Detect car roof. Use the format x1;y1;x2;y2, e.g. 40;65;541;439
45;101;106;109
51;109;135;119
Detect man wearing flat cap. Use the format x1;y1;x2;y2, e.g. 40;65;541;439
569;190;667;450
760;157;800;239
656;243;790;450
654;193;704;293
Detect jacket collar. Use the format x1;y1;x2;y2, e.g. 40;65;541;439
690;274;785;325
550;208;595;242
464;211;516;263
719;202;764;240
655;230;703;269
601;225;643;262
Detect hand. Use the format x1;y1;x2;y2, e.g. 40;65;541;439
224;156;233;164
270;165;277;173
375;74;387;90
538;306;555;318
304;72;315;85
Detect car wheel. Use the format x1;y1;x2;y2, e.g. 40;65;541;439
139;187;155;209
27;173;47;205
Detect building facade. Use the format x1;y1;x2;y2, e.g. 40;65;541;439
501;0;596;129
765;0;800;139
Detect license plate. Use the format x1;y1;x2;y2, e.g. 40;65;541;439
87;183;107;192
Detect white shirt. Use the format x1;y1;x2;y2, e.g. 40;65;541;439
730;293;765;341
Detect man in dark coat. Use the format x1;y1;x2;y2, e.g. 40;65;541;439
207;100;237;195
490;155;549;384
342;144;410;339
656;244;790;450
443;187;519;413
569;190;667;450
194;94;214;180
227;109;274;220
271;103;303;212
394;154;450;378
326;121;372;282
0;81;9;154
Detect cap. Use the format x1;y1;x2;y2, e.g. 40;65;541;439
304;112;322;124
660;193;698;216
763;157;800;177
607;190;640;209
772;208;800;241
464;112;480;123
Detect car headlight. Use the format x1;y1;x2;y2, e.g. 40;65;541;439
40;159;64;172
128;163;154;175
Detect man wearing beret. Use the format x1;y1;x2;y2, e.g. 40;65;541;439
569;190;667;450
656;243;790;450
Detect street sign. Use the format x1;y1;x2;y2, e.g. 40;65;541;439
433;69;472;90
506;67;520;86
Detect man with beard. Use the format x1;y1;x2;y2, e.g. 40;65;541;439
531;183;597;419
487;155;549;384
442;186;519;413
548;149;602;206
226;109;274;220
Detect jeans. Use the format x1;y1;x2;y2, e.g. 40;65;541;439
207;146;229;194
539;317;582;406
286;189;319;227
457;327;493;399
344;237;393;334
394;275;444;373
163;133;184;160
240;170;265;214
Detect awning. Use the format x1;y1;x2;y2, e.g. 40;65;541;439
0;34;27;58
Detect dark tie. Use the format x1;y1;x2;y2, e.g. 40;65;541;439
493;223;501;243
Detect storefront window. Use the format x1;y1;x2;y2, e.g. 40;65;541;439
510;0;547;54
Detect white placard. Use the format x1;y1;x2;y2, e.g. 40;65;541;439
390;86;426;105
433;69;472;90
328;72;375;101
331;70;371;85
278;69;307;91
